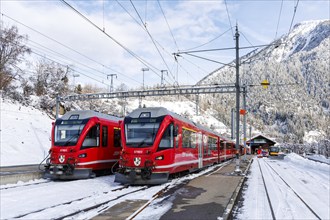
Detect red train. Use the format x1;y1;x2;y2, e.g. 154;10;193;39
115;107;236;185
44;110;122;179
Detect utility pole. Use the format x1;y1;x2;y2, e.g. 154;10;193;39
196;94;199;116
72;74;79;87
160;70;168;87
107;74;117;93
243;84;247;161
231;108;235;140
141;68;149;90
235;25;241;173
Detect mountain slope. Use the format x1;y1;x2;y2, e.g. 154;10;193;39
198;20;330;143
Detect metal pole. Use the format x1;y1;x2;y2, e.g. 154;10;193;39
235;25;241;173
231;108;235;140
56;95;59;119
161;70;168;87
196;94;199;116
141;68;149;90
107;74;117;93
243;85;247;161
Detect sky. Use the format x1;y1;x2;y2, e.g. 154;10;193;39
0;0;329;91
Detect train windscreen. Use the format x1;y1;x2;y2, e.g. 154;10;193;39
125;122;160;147
54;120;87;146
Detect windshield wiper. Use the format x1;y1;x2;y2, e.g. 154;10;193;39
63;134;79;146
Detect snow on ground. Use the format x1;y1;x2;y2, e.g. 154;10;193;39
0;163;225;219
234;153;330;220
0;99;53;166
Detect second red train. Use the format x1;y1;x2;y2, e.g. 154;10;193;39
115;107;237;185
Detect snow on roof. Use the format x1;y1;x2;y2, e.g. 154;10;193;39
61;110;122;122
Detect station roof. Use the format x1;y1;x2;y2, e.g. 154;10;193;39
246;134;276;146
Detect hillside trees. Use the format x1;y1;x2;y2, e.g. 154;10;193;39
32;59;70;97
0;25;31;91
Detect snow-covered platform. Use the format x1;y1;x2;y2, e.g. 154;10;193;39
0;164;43;185
159;156;253;220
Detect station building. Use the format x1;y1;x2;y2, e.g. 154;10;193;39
246;134;276;154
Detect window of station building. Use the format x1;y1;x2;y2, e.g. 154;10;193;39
81;125;99;149
114;128;121;147
102;126;108;147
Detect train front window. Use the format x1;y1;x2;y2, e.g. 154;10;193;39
125;122;160;147
54;120;86;146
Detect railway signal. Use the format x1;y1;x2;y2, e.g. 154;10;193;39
261;79;270;89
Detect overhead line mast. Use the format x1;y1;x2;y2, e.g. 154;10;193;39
234;25;241;173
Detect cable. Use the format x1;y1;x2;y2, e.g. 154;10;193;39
60;0;165;84
182;27;233;51
1;13;140;85
157;0;179;50
289;0;300;33
116;0;181;86
224;0;234;38
129;0;177;85
274;0;284;40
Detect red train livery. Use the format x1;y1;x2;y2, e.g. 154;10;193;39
44;110;122;179
115;107;236;185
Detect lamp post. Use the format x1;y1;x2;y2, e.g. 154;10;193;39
72;74;79;87
160;70;168;87
141;68;149;90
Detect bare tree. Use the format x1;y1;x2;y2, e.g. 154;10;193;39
32;59;70;97
0;26;31;90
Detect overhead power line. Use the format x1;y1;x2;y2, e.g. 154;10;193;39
60;0;166;84
274;0;284;40
224;0;234;38
129;0;177;85
289;0;300;33
1;13;141;85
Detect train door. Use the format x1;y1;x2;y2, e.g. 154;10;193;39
197;133;203;168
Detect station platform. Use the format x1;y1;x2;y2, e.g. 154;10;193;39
0;164;44;185
160;155;253;220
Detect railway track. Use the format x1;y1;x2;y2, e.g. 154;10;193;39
11;184;151;219
257;158;322;220
1;161;232;219
0;179;51;190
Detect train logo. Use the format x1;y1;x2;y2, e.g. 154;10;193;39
134;157;141;166
59;155;65;163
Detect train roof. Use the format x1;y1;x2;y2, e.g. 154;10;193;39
127;107;219;136
60;110;122;122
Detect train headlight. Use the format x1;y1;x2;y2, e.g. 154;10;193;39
155;155;164;160
78;153;87;158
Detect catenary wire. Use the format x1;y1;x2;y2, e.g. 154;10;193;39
289;0;300;33
1;13;140;85
60;0;168;84
274;0;284;40
224;0;234;38
129;0;177;85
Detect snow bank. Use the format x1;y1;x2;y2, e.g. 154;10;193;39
0;99;53;166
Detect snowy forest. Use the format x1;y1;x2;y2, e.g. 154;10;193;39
0;20;329;158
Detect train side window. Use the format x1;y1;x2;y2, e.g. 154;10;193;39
182;128;196;148
175;125;179;148
158;124;173;150
81;125;100;149
102;126;108;147
182;129;190;148
190;132;196;148
114;128;121;147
